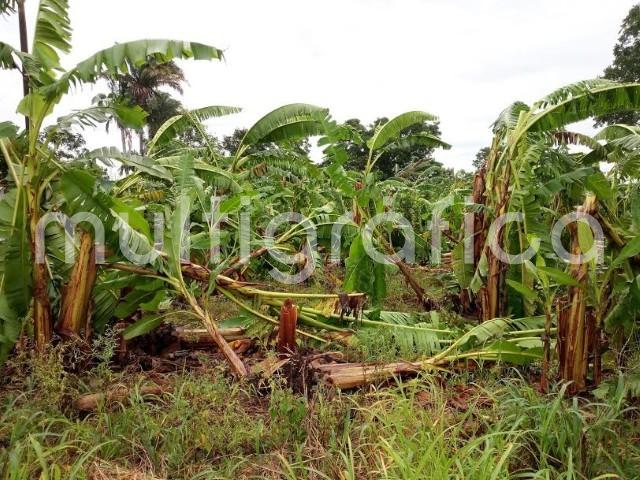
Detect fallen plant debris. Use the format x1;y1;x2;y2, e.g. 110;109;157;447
74;383;172;412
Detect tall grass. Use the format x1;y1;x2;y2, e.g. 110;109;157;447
0;354;638;479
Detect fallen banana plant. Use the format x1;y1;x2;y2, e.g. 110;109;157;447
104;254;553;384
311;316;551;388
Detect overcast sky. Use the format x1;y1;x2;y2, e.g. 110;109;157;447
0;0;636;170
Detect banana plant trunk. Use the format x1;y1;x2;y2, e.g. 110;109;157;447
482;172;511;321
469;138;507;322
558;195;597;395
462;166;487;317
32;256;52;351
540;307;553;393
57;231;97;338
395;259;432;309
29;196;52;351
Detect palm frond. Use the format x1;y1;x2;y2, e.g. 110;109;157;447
0;41;18;70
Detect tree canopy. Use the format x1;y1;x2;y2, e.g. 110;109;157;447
599;3;640;125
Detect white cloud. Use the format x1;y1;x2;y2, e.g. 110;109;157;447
0;0;635;170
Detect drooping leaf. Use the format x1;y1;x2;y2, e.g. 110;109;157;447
355;310;449;356
492;101;530;133
0;295;19;364
381;131;451;152
0;188;28;363
61;169;154;259
585;172;612;201
0;41;18;70
236;104;329;157
147;105;241;152
613;236;640;267
452;240;473;288
92;283;119;334
595;124;640;151
0;121;18;138
604;276;640;333
0;188;30;317
367;111;438;153
454;316;545;351
54;104;147;130
74;40;223;81
43;39;224;98
343;233;386;306
168;194;192;281
83;147;172;181
525;81;640;134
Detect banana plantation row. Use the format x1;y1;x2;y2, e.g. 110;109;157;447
1;0;640;395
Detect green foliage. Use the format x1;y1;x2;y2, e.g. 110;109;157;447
0;188;28;363
325;115;450;180
604;275;640;333
367;111;440;153
56;40;223;94
268;385;308;444
343;233;386;306
122;315;164;340
526;81;640;133
357;310;445;358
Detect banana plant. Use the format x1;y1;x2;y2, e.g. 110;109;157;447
506;259;579;391
469;80;640;321
0;0;228;356
229;103;329;173
323;112;451;307
162;155;247;375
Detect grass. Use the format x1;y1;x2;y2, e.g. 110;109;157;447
1;347;639;479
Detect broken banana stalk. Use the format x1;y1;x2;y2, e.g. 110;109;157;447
173;326;248;344
277;299;298;355
74;384;171;412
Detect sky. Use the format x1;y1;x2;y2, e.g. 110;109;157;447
0;0;636;171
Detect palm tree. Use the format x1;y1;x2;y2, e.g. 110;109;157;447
106;58;186;154
146;91;183;139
